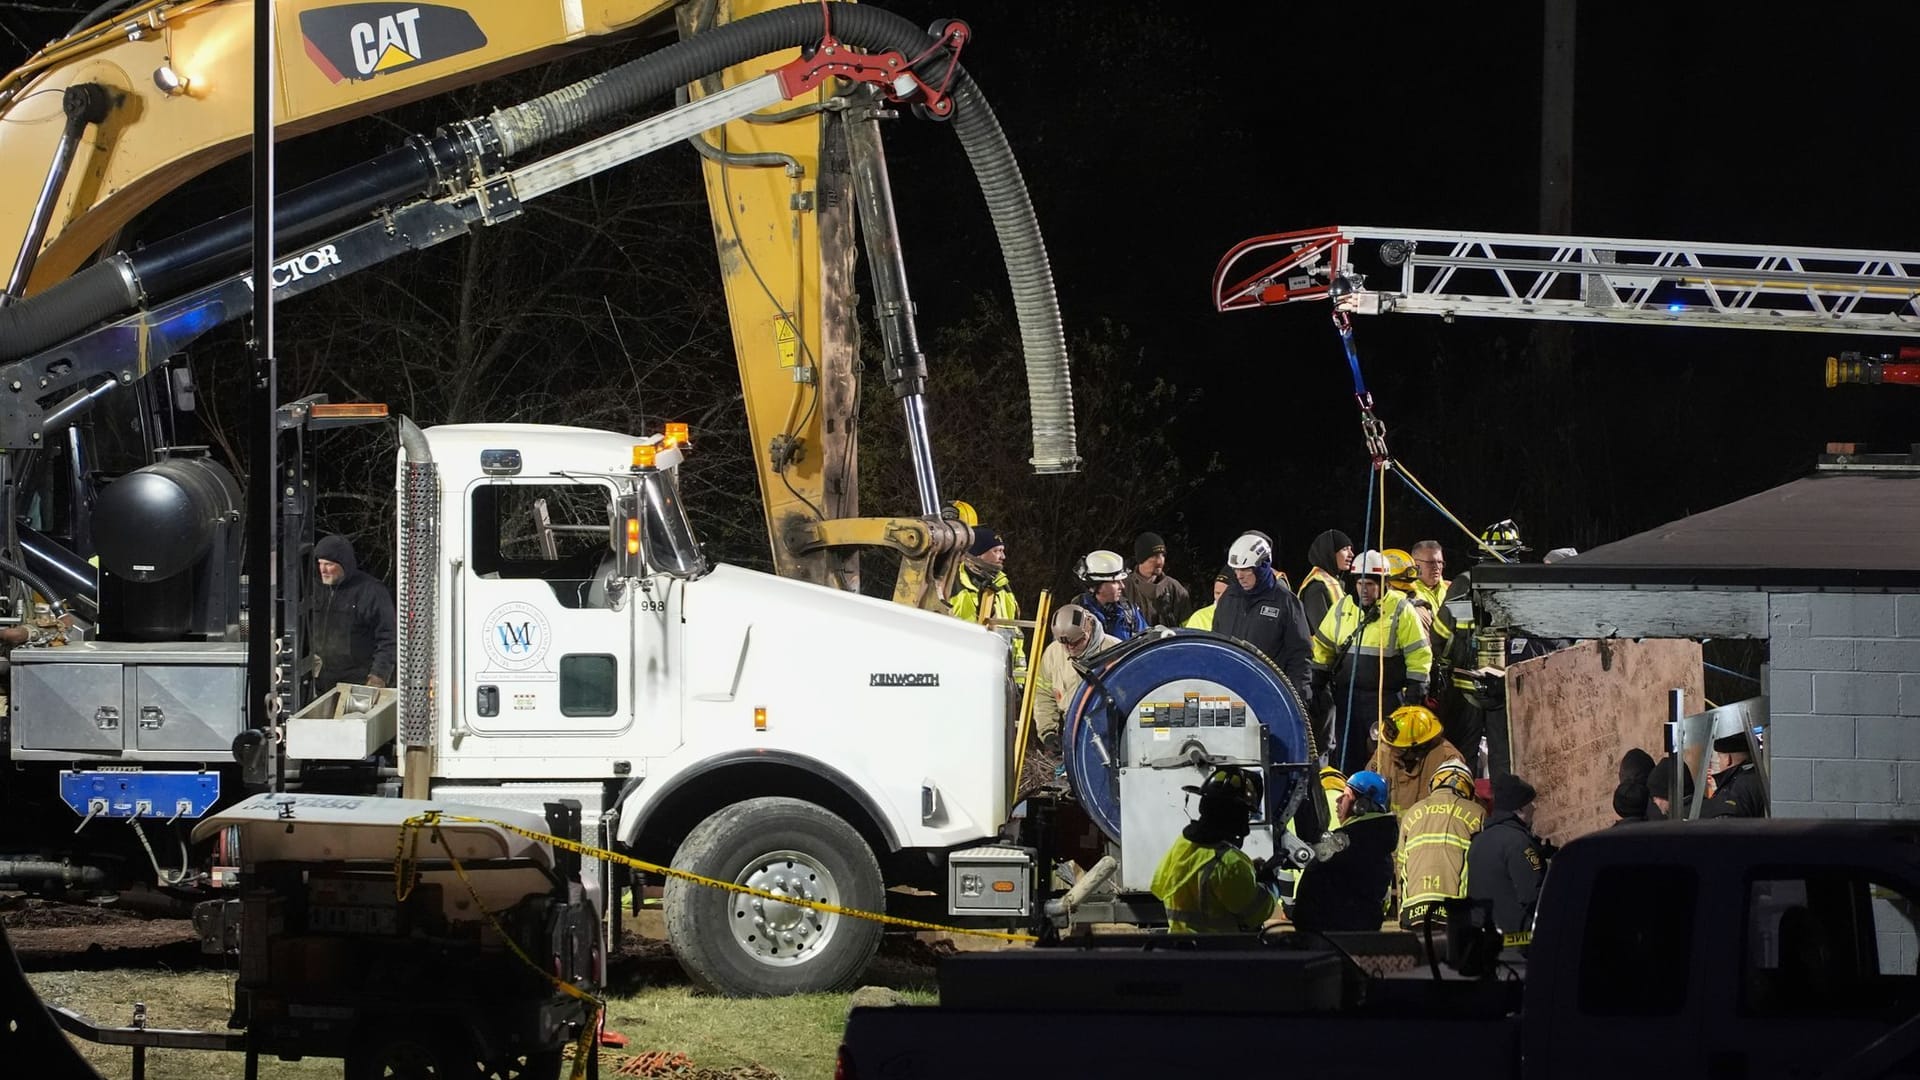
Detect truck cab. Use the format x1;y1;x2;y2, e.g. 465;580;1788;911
1521;820;1920;1078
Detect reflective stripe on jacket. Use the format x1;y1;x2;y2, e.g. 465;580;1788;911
1412;578;1452;650
1310;591;1432;696
1150;835;1276;934
1397;790;1484;911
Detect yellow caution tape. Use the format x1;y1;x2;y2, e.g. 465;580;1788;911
399;811;1037;945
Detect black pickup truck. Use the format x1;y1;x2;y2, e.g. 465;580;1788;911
841;821;1920;1079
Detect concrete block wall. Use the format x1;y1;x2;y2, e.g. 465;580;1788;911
1766;592;1920;820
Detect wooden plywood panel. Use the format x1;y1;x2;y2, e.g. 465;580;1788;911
1507;638;1704;846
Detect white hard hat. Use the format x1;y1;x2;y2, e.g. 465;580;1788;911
1350;549;1392;577
1226;532;1273;570
1075;549;1127;583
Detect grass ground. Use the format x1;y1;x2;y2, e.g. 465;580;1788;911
26;933;943;1080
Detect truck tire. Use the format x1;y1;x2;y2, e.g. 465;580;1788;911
664;796;885;996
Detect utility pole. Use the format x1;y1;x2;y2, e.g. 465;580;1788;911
246;0;281;784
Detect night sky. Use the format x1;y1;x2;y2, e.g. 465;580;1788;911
4;3;1917;589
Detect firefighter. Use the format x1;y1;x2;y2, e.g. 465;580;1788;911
1310;550;1433;775
1289;770;1397;932
1124;531;1192;628
948;525;1024;674
1182;566;1232;630
1467;773;1547;950
1150;766;1280;933
1368;703;1465;814
1297;528;1354;632
1703;731;1768;819
1213;532;1313;711
1397;760;1483;932
1072;548;1148;643
1439;519;1529;776
1031;604;1115;751
1407;540;1450;651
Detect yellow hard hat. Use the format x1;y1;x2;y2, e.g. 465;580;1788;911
1383;703;1442;748
944;500;979;527
1319;765;1348;793
1383;548;1417;592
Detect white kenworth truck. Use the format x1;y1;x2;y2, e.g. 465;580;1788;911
366;419;1018;994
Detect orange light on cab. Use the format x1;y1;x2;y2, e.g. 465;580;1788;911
991;880;1016;893
632;443;657;468
753;707;767;731
664;422;690;448
625;518;640;556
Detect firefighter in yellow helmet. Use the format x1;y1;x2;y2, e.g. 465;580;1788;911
1150;766;1280;933
1369;703;1466;814
1396;759;1483;933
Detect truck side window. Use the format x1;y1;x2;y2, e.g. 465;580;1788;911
1742;873;1920;1018
1577;865;1696;1016
470;483;612;606
559;654;618;717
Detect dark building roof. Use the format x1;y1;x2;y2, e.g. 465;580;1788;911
1478;465;1920;591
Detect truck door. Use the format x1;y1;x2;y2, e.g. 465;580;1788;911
459;479;635;739
1721;871;1920;1078
1543;863;1707;1077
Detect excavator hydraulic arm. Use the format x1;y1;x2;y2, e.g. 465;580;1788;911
0;1;1079;601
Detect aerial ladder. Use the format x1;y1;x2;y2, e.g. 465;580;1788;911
1213;225;1920;388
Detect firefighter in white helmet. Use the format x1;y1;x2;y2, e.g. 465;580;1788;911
1072;548;1148;643
1211;532;1312;715
1309;549;1433;775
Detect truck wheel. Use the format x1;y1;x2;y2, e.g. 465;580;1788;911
664;797;884;996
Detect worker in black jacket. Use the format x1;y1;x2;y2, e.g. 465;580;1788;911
1703;731;1768;819
1467;773;1547;949
1212;532;1313;702
1289;770;1397;932
307;533;397;692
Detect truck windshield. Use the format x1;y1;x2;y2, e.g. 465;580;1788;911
639;469;706;578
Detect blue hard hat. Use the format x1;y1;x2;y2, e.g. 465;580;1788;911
1347;770;1390;811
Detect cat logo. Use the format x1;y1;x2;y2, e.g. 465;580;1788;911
300;3;488;84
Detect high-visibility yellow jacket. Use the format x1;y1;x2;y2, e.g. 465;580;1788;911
1411;577;1451;652
1398;790;1484;916
1183;603;1216;630
1150;834;1276;934
949;564;1025;670
1297;566;1344;632
1310;590;1432;697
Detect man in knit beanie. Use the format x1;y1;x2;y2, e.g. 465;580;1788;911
307;534;397;692
1123;531;1192;628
